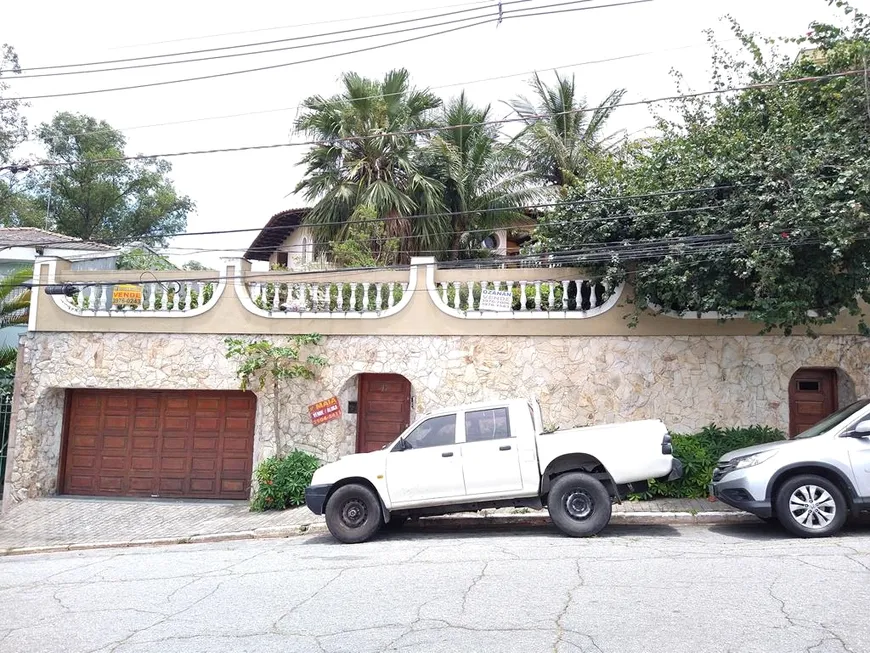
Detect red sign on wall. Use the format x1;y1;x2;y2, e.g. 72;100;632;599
309;396;341;426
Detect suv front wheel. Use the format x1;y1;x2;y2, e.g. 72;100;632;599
775;474;847;538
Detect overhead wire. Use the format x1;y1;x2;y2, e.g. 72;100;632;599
3;68;861;171
17;37;738;145
7;0;541;78
16;233;860;292
113;0;497;49
0;0;651;101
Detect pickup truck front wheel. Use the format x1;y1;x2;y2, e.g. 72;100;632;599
547;472;612;537
325;484;383;544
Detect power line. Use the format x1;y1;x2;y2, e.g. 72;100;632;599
19;38;734;145
0;181;784;256
7;0;538;77
5;178;819;256
160;205;722;255
113;0;496;50
4;68;860;171
0;1;649;101
146;184;754;241
17;233;858;291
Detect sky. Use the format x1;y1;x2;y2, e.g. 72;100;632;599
1;0;860;269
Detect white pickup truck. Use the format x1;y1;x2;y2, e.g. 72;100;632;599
305;398;682;543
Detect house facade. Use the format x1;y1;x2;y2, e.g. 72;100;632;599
3;256;868;510
0;228;117;348
244;207;523;270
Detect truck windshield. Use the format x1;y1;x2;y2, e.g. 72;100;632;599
794;399;870;439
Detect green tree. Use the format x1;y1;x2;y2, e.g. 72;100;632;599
225;336;327;452
294;69;447;261
507;72;625;194
182;260;211;271
0;45;39;227
329;206;400;268
424;92;539;259
31;112;193;245
534;4;870;334
0;45;26;165
116;248;177;271
0;267;31;329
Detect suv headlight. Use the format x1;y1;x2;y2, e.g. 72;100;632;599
731;450;778;470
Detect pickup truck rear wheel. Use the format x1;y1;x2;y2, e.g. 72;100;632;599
325;484;383;544
547;472;612;537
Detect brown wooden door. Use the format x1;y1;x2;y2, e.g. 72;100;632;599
357;374;411;453
789;369;837;438
61;390;256;499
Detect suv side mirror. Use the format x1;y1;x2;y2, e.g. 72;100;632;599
392;438;407;452
844;420;870;438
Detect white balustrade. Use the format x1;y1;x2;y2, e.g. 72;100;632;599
432;277;614;315
239;279;406;314
64;279;217;315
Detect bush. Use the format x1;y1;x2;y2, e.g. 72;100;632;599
630;425;785;500
251;450;321;511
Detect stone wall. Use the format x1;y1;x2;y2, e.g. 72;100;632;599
4;331;870;509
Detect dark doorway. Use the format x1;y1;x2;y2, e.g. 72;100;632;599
356;374;411;453
788;369;837;438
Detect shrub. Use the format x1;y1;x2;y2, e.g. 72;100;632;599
630;425;785;500
251;450;321;511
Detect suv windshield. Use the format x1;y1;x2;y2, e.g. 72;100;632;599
794;399;870;439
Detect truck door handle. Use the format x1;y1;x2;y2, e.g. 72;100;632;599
441;451;454;457
499;445;512;451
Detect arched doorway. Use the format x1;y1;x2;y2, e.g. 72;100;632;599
356;374;412;453
788;368;837;437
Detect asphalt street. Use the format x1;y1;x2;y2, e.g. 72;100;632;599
1;522;869;653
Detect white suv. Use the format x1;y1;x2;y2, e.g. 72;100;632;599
711;399;870;537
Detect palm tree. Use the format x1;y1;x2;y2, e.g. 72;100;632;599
294;69;448;262
425;92;541;259
0;267;31;329
507;72;626;194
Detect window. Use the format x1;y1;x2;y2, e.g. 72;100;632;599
464;408;511;443
797;380;821;392
399;414;456;450
276;252;289;267
301;237;310;263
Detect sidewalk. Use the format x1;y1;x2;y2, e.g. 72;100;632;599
0;496;751;556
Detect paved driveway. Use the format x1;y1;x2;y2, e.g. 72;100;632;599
1;523;869;652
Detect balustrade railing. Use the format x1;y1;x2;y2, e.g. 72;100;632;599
42;258;621;323
433;278;612;313
66;281;215;313
245;280;407;314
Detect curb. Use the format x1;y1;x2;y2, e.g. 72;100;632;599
415;510;758;530
0;512;756;557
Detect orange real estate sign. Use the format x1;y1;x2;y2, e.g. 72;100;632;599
112;284;143;307
309;396;341;426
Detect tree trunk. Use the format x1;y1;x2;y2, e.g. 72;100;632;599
450;230;463;261
273;380;281;455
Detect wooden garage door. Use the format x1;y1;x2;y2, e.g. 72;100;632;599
61;390;256;499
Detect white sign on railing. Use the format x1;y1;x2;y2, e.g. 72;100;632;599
478;288;513;312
